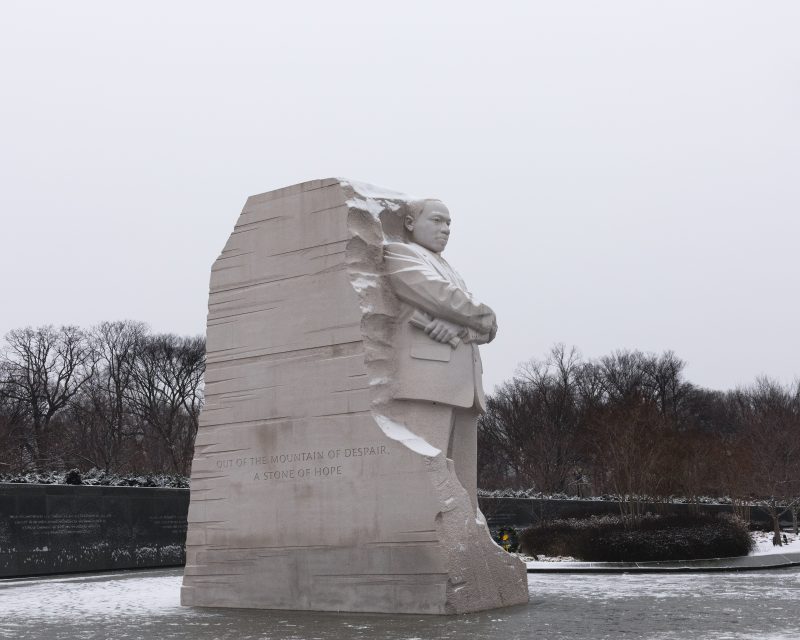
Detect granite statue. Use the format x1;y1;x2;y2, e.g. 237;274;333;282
382;199;497;512
181;179;528;614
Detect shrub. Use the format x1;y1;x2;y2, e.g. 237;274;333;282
64;468;83;485
0;469;189;487
519;513;753;562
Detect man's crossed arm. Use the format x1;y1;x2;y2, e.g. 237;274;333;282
384;242;498;346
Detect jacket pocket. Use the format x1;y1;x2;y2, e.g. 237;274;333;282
410;342;452;362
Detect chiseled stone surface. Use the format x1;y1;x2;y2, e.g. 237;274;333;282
181;178;528;614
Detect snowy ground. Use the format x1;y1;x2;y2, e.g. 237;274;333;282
751;531;800;555
2;568;800;640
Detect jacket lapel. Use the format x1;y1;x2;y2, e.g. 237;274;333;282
412;243;465;290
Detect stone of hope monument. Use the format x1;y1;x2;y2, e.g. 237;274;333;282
181;178;528;614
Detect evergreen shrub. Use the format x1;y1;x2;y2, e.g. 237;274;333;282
519;513;754;562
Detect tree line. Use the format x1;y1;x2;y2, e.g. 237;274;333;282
2;324;798;533
478;344;800;536
0;321;204;475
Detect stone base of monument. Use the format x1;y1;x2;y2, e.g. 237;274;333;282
181;179;528;614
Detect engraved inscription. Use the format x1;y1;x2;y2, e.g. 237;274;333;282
213;444;390;482
149;514;188;534
9;513;111;535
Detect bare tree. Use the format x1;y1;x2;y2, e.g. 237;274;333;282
479;378;541;489
596;350;647;404
587;398;669;524
581;350;679;523
478;345;586;492
0;325;97;467
0;362;28;470
126;333;205;474
737;378;800;545
641;350;691;421
666;427;722;512
69;321;147;471
516;344;586;493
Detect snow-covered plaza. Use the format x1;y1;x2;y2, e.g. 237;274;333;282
2;567;799;640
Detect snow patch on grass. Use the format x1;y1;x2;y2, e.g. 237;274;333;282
750;531;800;556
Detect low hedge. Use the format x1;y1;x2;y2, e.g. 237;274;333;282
519;513;753;562
0;469;189;487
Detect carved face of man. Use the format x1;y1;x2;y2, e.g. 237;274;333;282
405;201;451;254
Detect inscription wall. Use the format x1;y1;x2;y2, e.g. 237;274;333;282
0;483;189;578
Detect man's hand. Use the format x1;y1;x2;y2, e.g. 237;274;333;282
424;318;464;344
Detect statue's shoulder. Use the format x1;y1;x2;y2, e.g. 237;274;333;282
384;241;425;258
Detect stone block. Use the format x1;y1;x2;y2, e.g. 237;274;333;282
181;179;528;614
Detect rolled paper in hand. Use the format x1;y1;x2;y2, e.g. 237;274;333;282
409;310;461;348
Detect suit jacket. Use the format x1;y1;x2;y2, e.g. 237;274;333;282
384;241;495;411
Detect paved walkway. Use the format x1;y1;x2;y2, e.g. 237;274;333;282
526;551;800;573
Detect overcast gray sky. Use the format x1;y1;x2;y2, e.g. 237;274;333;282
1;1;798;393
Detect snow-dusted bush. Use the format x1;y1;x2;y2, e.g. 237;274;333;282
477;489;747;506
519;513;753;562
0;468;189;488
